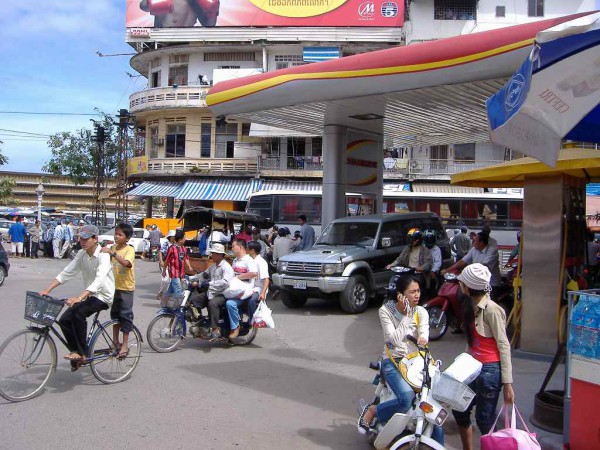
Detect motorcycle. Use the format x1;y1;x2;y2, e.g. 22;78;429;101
359;335;480;450
146;276;257;352
67;241;82;260
150;244;159;262
423;272;462;341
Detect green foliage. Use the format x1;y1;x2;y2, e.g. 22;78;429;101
0;140;8;166
42;112;119;185
0;178;17;206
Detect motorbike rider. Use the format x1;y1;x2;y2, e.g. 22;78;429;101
450;226;471;261
148;224;163;260
386;228;432;291
453;263;514;450
359;276;443;445
423;229;442;298
190;242;234;340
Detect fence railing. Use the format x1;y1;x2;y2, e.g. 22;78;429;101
147;158;257;174
383;158;505;177
258;155;324;171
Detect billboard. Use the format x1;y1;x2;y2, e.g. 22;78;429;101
127;0;404;28
127;155;149;176
345;131;382;196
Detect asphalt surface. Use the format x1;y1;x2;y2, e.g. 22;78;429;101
0;254;565;450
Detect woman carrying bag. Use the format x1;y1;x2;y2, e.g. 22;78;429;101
453;263;515;450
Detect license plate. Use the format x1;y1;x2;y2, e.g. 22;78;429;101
293;280;307;289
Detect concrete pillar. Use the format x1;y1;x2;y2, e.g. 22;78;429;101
279;138;288;170
520;176;563;354
166;197;175;219
322;124;347;229
145;196;153;218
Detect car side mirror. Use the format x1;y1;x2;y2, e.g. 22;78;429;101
381;237;392;248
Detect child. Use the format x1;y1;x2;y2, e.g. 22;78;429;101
101;222;136;358
162;229;194;301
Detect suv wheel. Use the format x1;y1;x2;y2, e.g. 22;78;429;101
340;275;369;314
0;266;5;286
280;291;308;309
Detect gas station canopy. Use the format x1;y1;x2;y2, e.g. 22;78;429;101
207;13;594;149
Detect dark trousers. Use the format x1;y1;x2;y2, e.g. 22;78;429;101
58;297;108;356
24;238;31;257
44;241;54;258
31;242;39;258
192;292;226;328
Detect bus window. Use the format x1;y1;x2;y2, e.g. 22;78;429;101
509;201;523;228
246;194;273;220
277;195;321;224
384;200;412;214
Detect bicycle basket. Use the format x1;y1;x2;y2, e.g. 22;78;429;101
432;373;476;412
165;294;185;309
24;291;64;326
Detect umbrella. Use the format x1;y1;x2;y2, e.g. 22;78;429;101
486;12;600;167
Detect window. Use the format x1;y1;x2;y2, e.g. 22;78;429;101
433;0;477;20
454;143;476;162
274;55;308;70
215;122;237;158
150;71;161;88
204;52;256;61
201;123;211;158
218;65;240;69
247;195;274;219
168;65;187;86
149;126;159;159
166;124;186;158
528;0;543;17
430;145;448;170
134;127;146;156
495;6;505;17
276;196;321;223
312;137;323;157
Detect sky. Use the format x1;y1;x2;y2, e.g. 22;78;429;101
0;1;141;173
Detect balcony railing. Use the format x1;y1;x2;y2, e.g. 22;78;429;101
146;158;257;175
258;156;324;171
383;158;505;178
129;85;210;113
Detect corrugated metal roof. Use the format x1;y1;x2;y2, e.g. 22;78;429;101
411;183;484;194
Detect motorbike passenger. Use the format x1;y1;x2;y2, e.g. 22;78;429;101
190;242;234;340
226;239;258;339
453;263;514;450
359;276;443;445
423;229;442;297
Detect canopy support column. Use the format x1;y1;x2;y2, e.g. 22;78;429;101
322;124;347;229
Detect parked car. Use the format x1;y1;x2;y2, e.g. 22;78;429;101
0;244;10;286
0;220;14;242
98;227;151;255
273;212;451;314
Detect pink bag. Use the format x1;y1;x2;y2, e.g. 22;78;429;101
480;404;541;450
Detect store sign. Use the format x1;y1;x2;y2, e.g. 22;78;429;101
130;28;151;37
126;0;404;28
345;131;381;195
127;155;149;176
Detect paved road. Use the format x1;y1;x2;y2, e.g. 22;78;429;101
0;256;564;449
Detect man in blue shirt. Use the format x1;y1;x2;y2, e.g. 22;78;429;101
8;217;26;257
297;215;316;251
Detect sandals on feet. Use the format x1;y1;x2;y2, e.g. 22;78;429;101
64;353;84;361
117;348;129;359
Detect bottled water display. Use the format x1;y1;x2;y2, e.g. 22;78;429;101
568;294;600;359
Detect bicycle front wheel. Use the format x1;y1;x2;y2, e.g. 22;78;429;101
0;328;57;402
89;320;142;384
146;313;183;353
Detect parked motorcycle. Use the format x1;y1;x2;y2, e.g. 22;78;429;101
67;241;82;260
423;272;462;341
359;335;480;450
146;277;257;352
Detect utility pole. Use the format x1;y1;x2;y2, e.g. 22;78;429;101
91;122;106;226
115;109;132;222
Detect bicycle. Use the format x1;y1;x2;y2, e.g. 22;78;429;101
0;291;143;402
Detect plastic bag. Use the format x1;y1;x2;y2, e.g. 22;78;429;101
481;404;541;450
223;277;253;300
251;301;275;329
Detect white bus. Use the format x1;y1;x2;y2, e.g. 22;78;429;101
246;188;523;249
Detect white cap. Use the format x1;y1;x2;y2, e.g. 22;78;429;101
209;243;226;254
457;263;491;292
166;229;176;238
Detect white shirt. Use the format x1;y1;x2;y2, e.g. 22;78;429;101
56;244;115;305
232;254;257;290
252;254;270;293
430;245;442;272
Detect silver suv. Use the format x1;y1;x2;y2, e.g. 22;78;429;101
273;212;451;313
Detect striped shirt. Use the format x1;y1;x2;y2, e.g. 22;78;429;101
164;244;188;279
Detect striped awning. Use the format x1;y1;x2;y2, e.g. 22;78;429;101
127;181;183;197
303;46;340;62
176;178;262;201
258;180;322;192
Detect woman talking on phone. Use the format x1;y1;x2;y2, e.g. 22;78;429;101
358;276;443;444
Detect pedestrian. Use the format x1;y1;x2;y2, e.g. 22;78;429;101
162;229;194;301
39;225;115;366
272;227;298;263
251;228;268;258
197;226;210;256
453;263;514;449
100;222;136;359
297;214;315;250
23;218;31;257
59;219;74;258
42;222;55;258
29;219;42;259
8;216;26;257
450;226;471;261
53;220;65;259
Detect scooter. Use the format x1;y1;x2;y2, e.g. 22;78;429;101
146;276;257;352
150;244;159;262
359;335;480;450
423;271;462;341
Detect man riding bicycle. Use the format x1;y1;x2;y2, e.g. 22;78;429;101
40;225;115;365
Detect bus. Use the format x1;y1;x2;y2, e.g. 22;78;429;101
245;187;523;249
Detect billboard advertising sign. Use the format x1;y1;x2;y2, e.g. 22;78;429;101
127;0;404;28
345;131;381;196
127;155;149;176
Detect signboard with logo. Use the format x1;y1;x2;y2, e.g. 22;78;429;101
126;0;404;28
127;155;149;176
345;131;382;196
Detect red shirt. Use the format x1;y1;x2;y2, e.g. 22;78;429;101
235;231;252;242
470;324;501;364
165;244;188;279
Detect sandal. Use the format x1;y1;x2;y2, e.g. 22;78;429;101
69;357;87;372
117;349;129;359
64;353;84;361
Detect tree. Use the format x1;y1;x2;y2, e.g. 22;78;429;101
0;140;14;205
43;112;119;185
0;140;8;166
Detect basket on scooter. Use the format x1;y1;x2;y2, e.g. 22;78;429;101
432;373;476;412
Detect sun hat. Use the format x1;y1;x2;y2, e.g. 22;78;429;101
457;263;491;292
166;229;176;238
79;225;99;239
209;243;226;254
212;221;224;230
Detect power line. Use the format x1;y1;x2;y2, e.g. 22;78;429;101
0;128;51;137
0;111;102;116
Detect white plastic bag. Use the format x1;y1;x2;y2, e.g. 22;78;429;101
223;277;253;299
251;301;275;328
